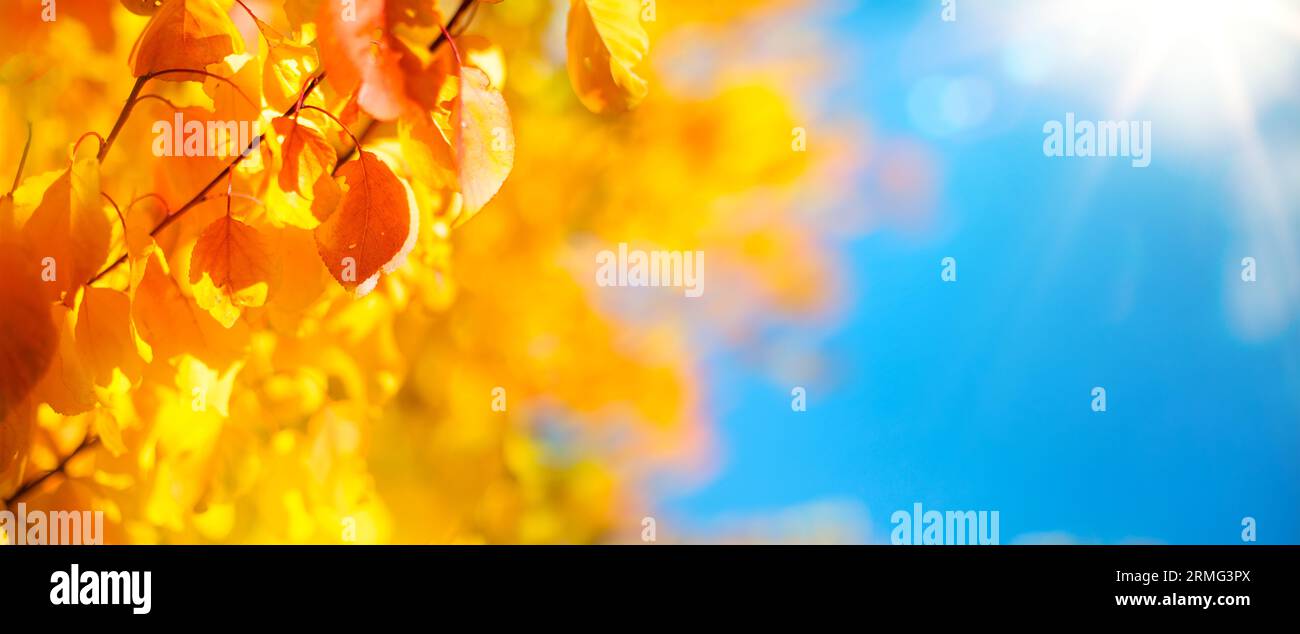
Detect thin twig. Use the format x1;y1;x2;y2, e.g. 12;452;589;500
99;76;147;162
98;68;258;164
102;191;126;236
2;436;100;511
9;122;33;195
85;0;481;284
86;73;326;286
74;132;106;158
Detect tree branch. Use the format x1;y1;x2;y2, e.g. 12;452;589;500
2;435;100;512
86;73;326;286
98;75;148;162
9;122;33;195
85;0;482;283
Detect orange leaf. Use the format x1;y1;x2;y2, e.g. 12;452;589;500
75;287;144;388
35;303;96;416
130;0;244;82
21;152;109;303
188;215;280;327
315;0;403;120
0;398;36;483
266;226;329;317
0;241;57;420
205;53;263;127
314;151;417;296
134;251;248;369
315;0;442;121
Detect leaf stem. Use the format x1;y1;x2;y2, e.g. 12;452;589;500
74;132;106;159
102;191;126;236
134;94;183;111
98;68;258;164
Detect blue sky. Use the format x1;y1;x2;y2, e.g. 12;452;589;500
661;0;1300;544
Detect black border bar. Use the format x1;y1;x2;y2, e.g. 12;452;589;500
1;545;1290;619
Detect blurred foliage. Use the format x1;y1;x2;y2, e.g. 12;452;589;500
0;0;850;544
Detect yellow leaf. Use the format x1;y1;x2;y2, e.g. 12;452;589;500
258;21;321;112
75;286;144;388
176;355;241;418
273;117;336;198
450;66;515;220
566;0;650;114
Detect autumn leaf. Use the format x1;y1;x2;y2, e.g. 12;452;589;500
266;226;328;318
123;197;164;285
450;66;515;220
130;0;245;82
204;53;263;130
274;117;337;198
260;26;321;113
35;303;97;416
566;0;650;114
21;151;109;303
0;241;58;420
460;35;508;90
389;0;442;28
398;116;459;223
189;214;281;327
0;0;829;548
408;51;514;225
314;151;417;296
0;194;15;240
133;251;249;369
0;399;36;481
315;0;409;121
266;115;341;228
75;286;144;388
